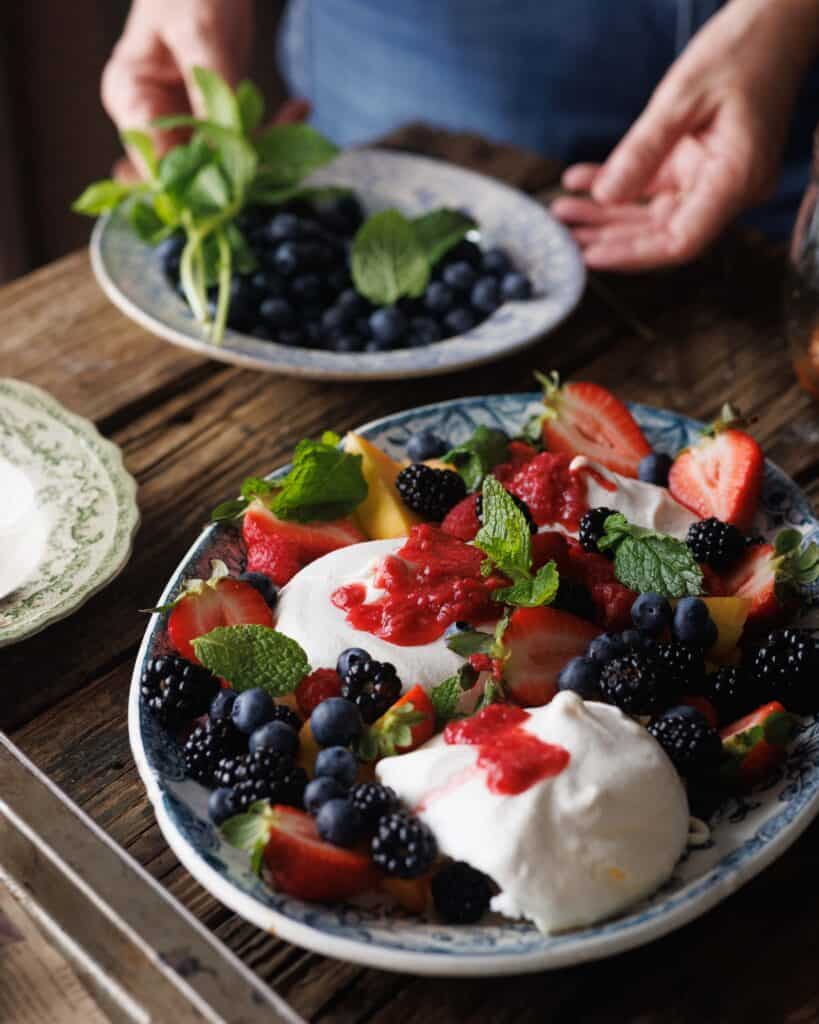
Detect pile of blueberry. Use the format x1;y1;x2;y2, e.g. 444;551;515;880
156;193;534;353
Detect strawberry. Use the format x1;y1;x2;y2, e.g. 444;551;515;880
492;440;538;485
505;452;587;528
531;531;571;573
668;407;763;530
296;668;343;718
501;606;600;706
563;540;637;630
538;372;651;478
440;494;480;541
372;684;436;755
167;560;273;661
262;805;377;902
715;530;819;632
242;499;365;587
720;701;797;789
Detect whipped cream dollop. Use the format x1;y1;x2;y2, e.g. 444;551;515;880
0;458;49;600
377;692;690;934
274;539;465;691
564;456;698;540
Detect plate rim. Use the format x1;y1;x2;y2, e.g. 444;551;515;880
0;378;140;648
128;392;819;975
90;146;586;381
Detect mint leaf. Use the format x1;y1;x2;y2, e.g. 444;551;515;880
445;628;494;657
412;208;475;266
192;66;241;130
186;163;231;214
127;199;169;243
493;561;559;608
121;129;159;181
72;179;140;215
158;137;212;198
599;514;703;598
192;625;310;695
443;426;509;492
211;497;250;523
474;476;531;582
351;209;429;306
430;664;479;726
254;124;339;186
236;80;264;134
270;437;367;522
221;800;273;875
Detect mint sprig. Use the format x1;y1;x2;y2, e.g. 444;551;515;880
598;513;704;598
443;426;509;492
191;625;310;696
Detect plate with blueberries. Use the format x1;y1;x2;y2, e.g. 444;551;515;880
91;148;585;380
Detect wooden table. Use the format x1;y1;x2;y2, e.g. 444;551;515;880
3;126;819;1022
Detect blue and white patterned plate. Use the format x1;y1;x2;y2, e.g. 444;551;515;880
129;394;819;976
91;149;585;381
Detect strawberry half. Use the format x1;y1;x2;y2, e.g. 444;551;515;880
167;560;273;661
372;684;436;755
262;805;377;902
668;408;763;530
720;701;797;789
538;372;651;479
502;606;600;706
243;499;365;587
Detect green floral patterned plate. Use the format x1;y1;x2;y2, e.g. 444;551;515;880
0;379;140;648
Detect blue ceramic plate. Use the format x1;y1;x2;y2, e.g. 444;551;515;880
129;395;819;976
91;148;585;381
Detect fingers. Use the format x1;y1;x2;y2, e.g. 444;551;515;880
551;195;653;227
560;163;601;192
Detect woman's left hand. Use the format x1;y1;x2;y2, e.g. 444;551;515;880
552;0;819;271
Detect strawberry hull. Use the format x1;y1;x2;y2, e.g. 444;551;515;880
719;701;797;789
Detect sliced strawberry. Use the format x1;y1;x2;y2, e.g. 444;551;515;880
263;805;377;902
242;499;365;587
440;495;481;541
539;374;651;479
296;668;343;718
168;562;273;661
502;606;600;706
372;683;436;755
668;410;763;530
720;701;797;788
505;452;587;528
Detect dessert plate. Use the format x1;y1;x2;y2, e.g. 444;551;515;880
0;379;139;648
130;394;819;976
91;148;585;381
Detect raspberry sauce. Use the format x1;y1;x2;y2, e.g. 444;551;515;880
442;704;570;796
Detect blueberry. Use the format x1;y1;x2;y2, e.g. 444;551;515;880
277;329;307;347
249;720;299;757
336;289;368;316
316;797;364;847
156;234;184;282
250;324;273;340
250;270;285;297
310;697;363;747
231;688;275;734
424;281;455;315
289;273;323;304
481;248;511;276
322;304;352;333
470;276;501;314
664;703;706;722
369;307;408;346
556;656;601;699
442;261;478;293
443;308;478;336
446;239;482;267
621;628;650;652
304;776;346;815
266;212;302;242
208;787;239;825
408;317;443;346
336;647;371;679
313;193;365;236
631;592;672;636
444;620;474;641
209;689;237;723
260;296;296;327
587;633;627;666
272;241;308;277
672;598;713;647
330;334;364;353
327;267;352;293
315;746;359;787
407;429;448;462
239;571;278;609
500;272;532;301
638;452;673;487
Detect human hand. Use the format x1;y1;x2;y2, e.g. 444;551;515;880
552;0;819;271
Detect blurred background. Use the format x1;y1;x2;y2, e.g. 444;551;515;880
0;2;287;285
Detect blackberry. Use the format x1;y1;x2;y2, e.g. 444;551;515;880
553;579;596;621
702;665;755;726
599;653;668;715
653;642;706;692
395;464;467;520
578;507;617;558
140;656;220;730
431;861;494;924
349;782;398;829
341;659;402;724
750;629;819;714
686;518;745;570
223;749;307;810
182;719;247;786
267;704;303;733
371;812;438;878
649;709;722;779
475;491;536;534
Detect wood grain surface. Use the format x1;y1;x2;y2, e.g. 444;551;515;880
3;127;819;1022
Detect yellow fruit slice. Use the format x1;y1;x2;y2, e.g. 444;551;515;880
344;432;422;539
702;596;751;659
297;720;321;778
381;876;432;914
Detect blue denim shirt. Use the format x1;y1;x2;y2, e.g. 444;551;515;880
279;0;819;237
